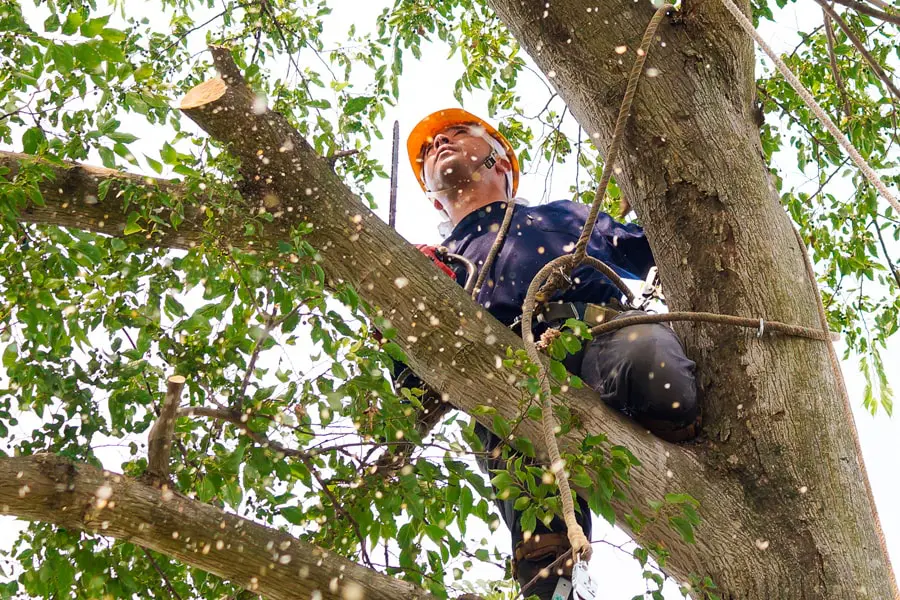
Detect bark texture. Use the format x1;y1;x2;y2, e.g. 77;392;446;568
0;454;434;600
486;0;894;597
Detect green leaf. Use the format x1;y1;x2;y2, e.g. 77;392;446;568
99;28;127;43
281;506;305;525
80;15;110;37
160;143;177;165
74;43;102;70
107;131;139;144
61;12;83;35
164;295;186;318
123;212;142;235
344;96;373;115
549;359;567;381
74;241;103;265
98;146;116;168
492;414;511;439
22;127;45;154
669;516;696;544
2;343;17;369
97;40;125;63
50;44;75;74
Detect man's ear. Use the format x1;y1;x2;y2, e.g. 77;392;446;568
494;156;512;175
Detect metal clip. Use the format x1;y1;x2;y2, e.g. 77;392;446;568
635;266;660;310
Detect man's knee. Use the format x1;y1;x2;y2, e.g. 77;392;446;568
604;318;697;422
628;332;698;425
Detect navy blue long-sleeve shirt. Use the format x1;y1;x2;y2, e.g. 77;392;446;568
442;200;655;327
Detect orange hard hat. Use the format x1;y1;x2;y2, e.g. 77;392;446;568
407;108;519;196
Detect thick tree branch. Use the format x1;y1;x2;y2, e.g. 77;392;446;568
829;0;900;26
145;375;187;484
0;152;205;250
0;454;434;600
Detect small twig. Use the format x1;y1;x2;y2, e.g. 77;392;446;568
517;549;573;599
828;0;900;27
817;1;900;103
874;217;900;288
250;27;263;66
178;406;310;459
325;148;360;165
789;24;825;59
142;548;184;600
160;9;231;55
809;157;850;202
145;375;187;483
823;11;853;120
300;454;374;568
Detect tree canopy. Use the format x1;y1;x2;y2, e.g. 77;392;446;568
0;0;898;598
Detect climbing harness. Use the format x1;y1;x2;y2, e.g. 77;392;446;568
470;0;900;580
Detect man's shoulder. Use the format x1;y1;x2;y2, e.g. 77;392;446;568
520;199;606;223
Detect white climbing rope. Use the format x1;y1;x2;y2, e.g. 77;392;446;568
719;0;900;217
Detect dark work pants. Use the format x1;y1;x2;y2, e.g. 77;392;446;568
475;311;698;599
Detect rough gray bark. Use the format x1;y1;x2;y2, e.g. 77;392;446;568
0;454;435;600
486;0;895;597
1;6;895;595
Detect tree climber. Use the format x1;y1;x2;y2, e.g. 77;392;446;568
403;108;700;599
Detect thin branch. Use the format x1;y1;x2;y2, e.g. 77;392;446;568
809;157;851;202
789;24;826;59
325;148;360;165
873;217;900;288
823;11;853;120
142;548;184;600
817;1;900;103
861;0;894;10
828;0;900;26
178;406;310;459
299;454;374;569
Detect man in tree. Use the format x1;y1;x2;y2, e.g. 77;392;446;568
404;109;701;598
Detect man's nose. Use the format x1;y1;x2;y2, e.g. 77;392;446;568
432;132;450;151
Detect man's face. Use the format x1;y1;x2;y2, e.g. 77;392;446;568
421;124;493;194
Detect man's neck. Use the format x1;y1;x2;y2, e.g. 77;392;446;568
440;185;510;225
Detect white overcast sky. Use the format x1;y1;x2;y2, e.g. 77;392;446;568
2;1;899;598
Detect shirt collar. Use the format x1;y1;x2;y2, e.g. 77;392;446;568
446;200;513;237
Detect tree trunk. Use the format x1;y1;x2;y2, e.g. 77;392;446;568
0;454;435;600
2;7;895;593
487;0;895;597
